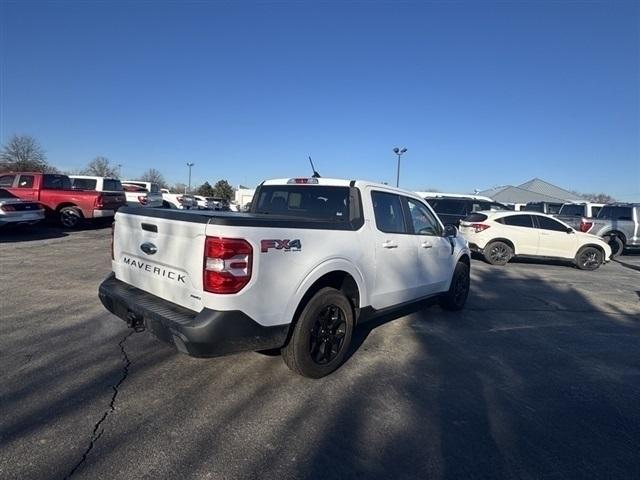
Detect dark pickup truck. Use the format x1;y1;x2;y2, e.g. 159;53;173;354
0;172;127;228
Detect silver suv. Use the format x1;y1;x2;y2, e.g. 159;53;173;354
582;204;639;256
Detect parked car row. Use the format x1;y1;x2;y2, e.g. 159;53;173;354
0;172;239;230
0;172;127;228
426;194;638;258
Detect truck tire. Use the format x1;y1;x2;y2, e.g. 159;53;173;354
604;235;624;257
440;261;470;311
281;287;354;378
484;241;513;266
59;206;83;229
575;246;603;271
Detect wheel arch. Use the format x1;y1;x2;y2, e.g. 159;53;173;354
285;260;366;335
486;237;516;254
57;203;84;217
603;230;627;244
578;243;607;258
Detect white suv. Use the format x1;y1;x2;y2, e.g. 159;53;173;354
460;211;612;270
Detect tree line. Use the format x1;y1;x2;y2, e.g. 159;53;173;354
0;133;620;204
0;134;235;200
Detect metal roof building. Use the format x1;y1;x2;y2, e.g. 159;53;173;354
478;178;584;204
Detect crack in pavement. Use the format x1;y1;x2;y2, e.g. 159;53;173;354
63;330;134;480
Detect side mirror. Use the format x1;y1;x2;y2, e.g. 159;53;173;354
566;227;574;234
444;224;458;237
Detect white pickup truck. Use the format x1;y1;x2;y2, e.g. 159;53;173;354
99;177;471;377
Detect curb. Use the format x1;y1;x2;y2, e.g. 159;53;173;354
613;257;640;273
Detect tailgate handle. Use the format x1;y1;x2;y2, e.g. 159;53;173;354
141;223;158;233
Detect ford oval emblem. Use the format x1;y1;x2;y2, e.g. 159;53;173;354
140;242;158;255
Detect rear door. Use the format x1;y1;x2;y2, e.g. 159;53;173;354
369;190;422;309
404;196;453;295
15;174;37;200
534;215;578;259
113;211;209;311
497;214;539;255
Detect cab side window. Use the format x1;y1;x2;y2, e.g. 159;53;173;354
0;174;15;187
17;175;34;188
405;198;442;236
371;191;407;234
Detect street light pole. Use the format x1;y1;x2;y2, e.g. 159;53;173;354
392;147;407;187
186;162;194;193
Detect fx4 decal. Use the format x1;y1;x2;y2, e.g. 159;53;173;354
261;239;302;253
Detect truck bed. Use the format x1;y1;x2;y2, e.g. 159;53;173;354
118;206;358;231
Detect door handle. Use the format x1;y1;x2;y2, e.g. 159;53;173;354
382;240;398;249
421;242;433;249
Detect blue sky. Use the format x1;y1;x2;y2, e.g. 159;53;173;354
1;1;638;200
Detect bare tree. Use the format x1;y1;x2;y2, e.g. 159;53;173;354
583;193;616;203
139;168;167;188
82;156;119;177
0;134;49;172
571;190;616;203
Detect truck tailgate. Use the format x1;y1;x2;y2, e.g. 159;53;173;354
113;211;209;311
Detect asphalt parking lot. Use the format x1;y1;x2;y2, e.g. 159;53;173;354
1;226;639;480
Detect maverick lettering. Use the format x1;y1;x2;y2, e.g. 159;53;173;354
122;257;186;283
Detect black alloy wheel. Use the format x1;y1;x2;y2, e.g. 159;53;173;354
576;247;603;271
281;287;354;378
309;304;347;365
59;206;82;229
485;241;512;266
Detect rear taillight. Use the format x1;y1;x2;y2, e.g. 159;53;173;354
95;195;104;209
580;221;593;233
111;222;115;260
1;205;16;212
203;237;252;294
138;196;148;205
471;223;491;233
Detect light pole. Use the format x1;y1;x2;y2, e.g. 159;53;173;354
393;147;407;187
186;162;194;193
117;164;122;178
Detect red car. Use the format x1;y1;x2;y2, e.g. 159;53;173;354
0;172;127;228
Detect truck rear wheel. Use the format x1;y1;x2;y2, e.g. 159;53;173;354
59;206;83;229
282;287;354;378
604;235;624;257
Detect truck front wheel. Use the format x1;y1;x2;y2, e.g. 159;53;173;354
282;287;354;378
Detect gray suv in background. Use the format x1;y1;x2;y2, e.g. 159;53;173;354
582;203;639;256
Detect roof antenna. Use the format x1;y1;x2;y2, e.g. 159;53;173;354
309;156;321;178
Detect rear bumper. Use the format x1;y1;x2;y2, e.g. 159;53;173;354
468;242;482;253
98;274;289;357
93;209;116;218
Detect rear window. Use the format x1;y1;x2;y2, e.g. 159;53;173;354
498;214;535;228
43;174;72;190
428;199;466;215
255;185;349;221
464;213;488;222
597;206;634;221
559;204;585;217
103;179;123;191
523;203;544;212
71;178;97;190
123;184;147;192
